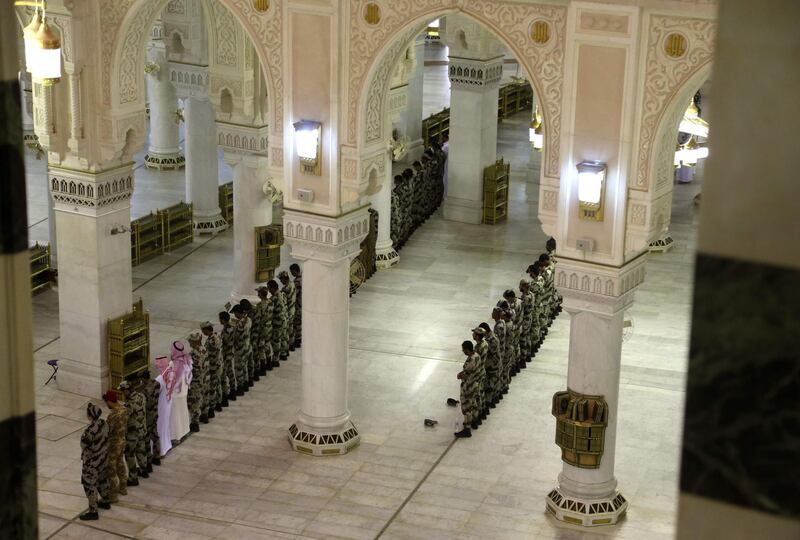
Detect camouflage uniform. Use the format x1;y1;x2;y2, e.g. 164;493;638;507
220;321;235;395
282;280;297;349
271;290;289;360
204;329;223;410
519;288;534;363
390;181;402;247
243;314;255;383
261;296;275;368
141;378;161;467
81;407;110;513
123;388;147;481
188;342;208;424
529;283;541;351
233;316;252;388
504;315;517;385
105;401;128;502
534;276;548;340
459;352;481;427
253;299;269;372
511;299;523;369
471;344;486;419
484;327;502;404
293;272;302;347
494;319;508;392
412;169;426;229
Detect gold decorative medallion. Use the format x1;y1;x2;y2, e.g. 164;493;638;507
664;32;687;58
531;20;550;44
254;0;269;12
364;3;381;25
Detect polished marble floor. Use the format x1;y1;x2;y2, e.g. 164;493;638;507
26;43;700;540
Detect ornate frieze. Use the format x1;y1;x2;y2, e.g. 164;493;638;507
216;121;269;156
555;255;647;313
448;58;503;89
49;166;134;216
168;61;210;99
283;207;370;264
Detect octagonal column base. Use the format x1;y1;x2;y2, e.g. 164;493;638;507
193;212;228;235
375;246;399;269
288;418;361;456
546;487;628;527
648;233;674;253
144;152;185;170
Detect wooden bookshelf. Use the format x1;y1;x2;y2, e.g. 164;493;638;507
30;242;54;295
422;107;450;147
158;202;194;251
108;298;150;388
483;157;510;225
131;212;163;266
498;81;533;120
254;224;283;282
551;389;608;469
219;182;234;224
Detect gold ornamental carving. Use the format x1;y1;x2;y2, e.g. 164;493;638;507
531;20;550;44
254;0;269;12
664;32;687;58
364;3;381;25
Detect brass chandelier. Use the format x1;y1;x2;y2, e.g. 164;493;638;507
18;0;61;86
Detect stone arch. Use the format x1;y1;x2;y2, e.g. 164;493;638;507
351;3;567;181
107;0;283;159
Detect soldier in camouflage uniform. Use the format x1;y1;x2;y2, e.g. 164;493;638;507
504;290;524;375
546;238;563;315
247;297;265;380
79;403;111;520
518;279;534;365
491;307;508;398
119;380;147;485
138;370;161;471
268;279;289;360
401;168;415;241
239;299;256;384
479;322;501;408
279;271;297;352
201;321;224;414
471;327;488;423
231;305;250;395
290;264;302;348
455;341;480;438
411;163;425;230
218;311;235;403
502;308;517;387
187;332;208;431
102;390;127;503
256;286;276;370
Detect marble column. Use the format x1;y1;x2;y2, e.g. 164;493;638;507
144;47;184;170
224;152;272;298
49;165;136;397
47;187;57;268
18;71;34;132
545;257;646;526
442;56;503;224
404;34;426;161
184;96;226;233
283;208;370;456
370;156;399;270
1;8;39;535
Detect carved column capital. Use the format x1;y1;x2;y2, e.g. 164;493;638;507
283;207;370;265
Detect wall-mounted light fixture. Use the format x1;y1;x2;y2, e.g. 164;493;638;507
17;1;61;86
529;105;543;151
576;161;606;221
293;120;322;176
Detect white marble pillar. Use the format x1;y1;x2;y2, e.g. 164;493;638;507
18;71;34;132
47;187;57;268
545;258;646;526
405;34;426;160
225;153;272;297
443;56;502;224
145;51;184;170
283;208;370;456
49;165;135;397
184;96;227;233
371;171;399;269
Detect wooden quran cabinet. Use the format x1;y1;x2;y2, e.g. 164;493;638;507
108;298;150;388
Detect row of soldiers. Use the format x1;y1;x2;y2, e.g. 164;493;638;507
79;265;303;520
391;144;448;250
78;372;161;520
455;241;562;438
187;266;302;432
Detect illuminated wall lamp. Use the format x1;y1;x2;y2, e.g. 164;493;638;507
293;120;322;176
17;1;62;86
576;161;606;221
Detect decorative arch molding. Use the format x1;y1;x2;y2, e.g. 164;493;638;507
105;0;283;137
349;0;567;180
632;14;716;192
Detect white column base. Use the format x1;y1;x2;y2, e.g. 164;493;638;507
193;210;228;234
443;196;483;224
57;358;109;398
144;152;185;170
288;412;361;456
648;233;674;253
375;242;399;269
546;485;628;527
